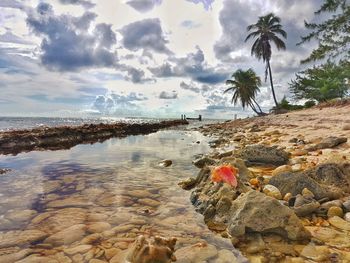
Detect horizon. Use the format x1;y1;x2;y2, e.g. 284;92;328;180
0;0;324;119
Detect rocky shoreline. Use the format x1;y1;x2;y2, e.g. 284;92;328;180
0;119;188;155
179;104;350;262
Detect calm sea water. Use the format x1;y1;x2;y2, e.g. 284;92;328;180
0;125;245;262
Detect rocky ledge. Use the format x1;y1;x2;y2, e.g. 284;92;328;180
0;120;188;155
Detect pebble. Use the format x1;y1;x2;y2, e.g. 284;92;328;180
345;212;350;222
64;244;92;255
271;165;291;176
291;149;308;156
291;164;302;172
283;193;292;202
342;199;350;212
329;216;350;230
44;224;86;246
158;159;172;167
87;222;111;233
327;206;344;218
263;185;282;200
216;249;238;263
137;198;161;207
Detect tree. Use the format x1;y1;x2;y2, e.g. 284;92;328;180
298;0;350;63
289;60;350;102
224;68;265;116
245;13;287;108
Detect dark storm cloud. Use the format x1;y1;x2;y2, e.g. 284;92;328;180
26;3;117;71
120;18;172;54
214;0;262;62
58;0;95;8
159;91;178;99
149;46;229;84
126;0;162;13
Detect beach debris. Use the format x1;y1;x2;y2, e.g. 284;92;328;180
126;235;177;263
211;164;239;188
158;159;172;167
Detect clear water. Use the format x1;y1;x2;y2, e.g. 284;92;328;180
0;129;246;262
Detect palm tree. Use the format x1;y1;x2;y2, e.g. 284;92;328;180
245;13;287;108
224;68;265;116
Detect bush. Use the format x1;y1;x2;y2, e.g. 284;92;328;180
304;100;316;108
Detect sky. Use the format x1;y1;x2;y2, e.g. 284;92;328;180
0;0;324;119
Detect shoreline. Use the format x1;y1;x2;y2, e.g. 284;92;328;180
183;104;350;261
0;119;188;155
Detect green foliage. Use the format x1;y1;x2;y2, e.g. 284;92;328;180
277;96;304;111
224;68;264;115
304;100;316;108
298;0;350;63
289;61;350;102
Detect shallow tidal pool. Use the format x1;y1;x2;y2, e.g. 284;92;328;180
0;129;246;262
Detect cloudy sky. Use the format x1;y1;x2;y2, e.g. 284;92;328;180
0;0;323;119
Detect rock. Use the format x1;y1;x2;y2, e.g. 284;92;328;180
178;178;197;190
87;222;111;233
46;197;93;208
30;208;87;234
174;242;218;262
81;233;102;244
138;198;161;207
263;185;282;200
0;230;48;248
306;136;347;151
328;216;350;230
44;224;86;246
320;200;342;210
5;209;37;222
292;195;320;217
227;190;310;240
291;149;308;156
193;156;216;168
16;255;58;263
127;190;152;199
0;168;11;174
126;235;177;263
218;150;233;158
305;163;350;192
345;212;350;222
89;259;108;263
216;249;238;263
343;199;350;212
0;249;32;263
269;172;340;200
327;206;344;218
237;144;289;165
64;245;92;255
158;160;172;167
272;165;292;176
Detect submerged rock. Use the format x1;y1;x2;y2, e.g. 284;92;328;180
174;242;218;263
158;160;173;167
44;224;86;246
237;144;289;165
0;230;48;248
126;235;177;263
227;190;310;240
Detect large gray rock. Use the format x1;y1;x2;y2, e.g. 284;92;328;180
305;163;350;192
227;190;310;240
237;145;289;165
269;172;342;200
306;136;347;151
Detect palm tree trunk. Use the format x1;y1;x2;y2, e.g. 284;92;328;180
267;60;279;107
252;98;263;113
248;101;261;115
